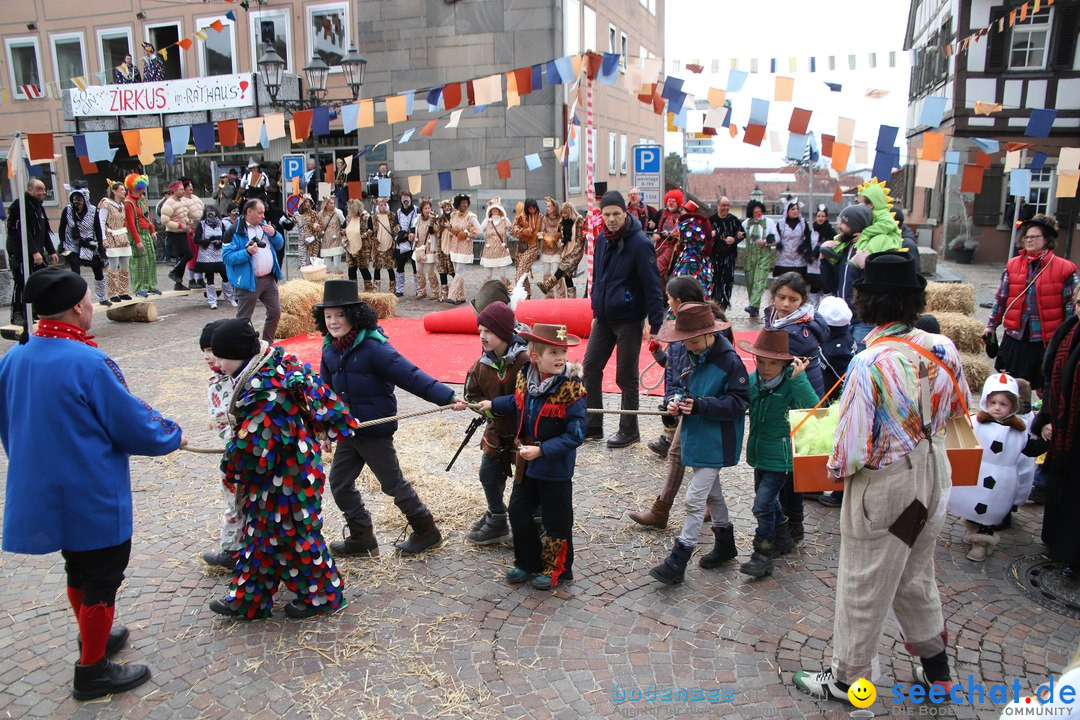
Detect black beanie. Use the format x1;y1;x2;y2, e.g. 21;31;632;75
24;267;88;316
199;319;228;350
211;319;261;360
599;190;626;211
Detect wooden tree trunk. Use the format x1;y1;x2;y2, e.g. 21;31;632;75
106;302;157;323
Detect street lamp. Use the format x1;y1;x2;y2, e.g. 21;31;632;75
257;45;286;104
302;56;330;100
750;186;764;206
340;47;367;101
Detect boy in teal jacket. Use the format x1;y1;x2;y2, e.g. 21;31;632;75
736;329;818;578
648;302;749;585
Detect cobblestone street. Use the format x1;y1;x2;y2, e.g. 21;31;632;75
0;259;1075;720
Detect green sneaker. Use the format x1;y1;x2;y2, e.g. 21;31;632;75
505;567;532;584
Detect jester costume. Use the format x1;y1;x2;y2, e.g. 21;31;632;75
670;212;715;298
122;174;159;295
216;346;359;619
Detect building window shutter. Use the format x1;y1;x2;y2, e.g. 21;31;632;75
1051;2;1080;70
986;8;1009;71
973;167;1005;225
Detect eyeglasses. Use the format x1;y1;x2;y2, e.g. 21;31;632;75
1022;235;1044;241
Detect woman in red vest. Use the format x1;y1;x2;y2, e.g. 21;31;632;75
984;215;1079;392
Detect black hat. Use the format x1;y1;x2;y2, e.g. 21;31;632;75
315;279;362;309
471;279;511;313
211;319;261;361
854;251;927;292
1019;213;1059;240
24;267;87;316
200;319;228;350
599;190;626;211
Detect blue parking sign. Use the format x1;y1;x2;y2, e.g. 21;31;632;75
633;146;661;174
282;154;305;181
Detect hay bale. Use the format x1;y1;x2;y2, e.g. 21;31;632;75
360;292;397;319
935;312;985;355
277;279;325;339
925;282;976;316
961;352;992;392
276;314;314;339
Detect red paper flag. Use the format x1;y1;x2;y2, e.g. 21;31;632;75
514;68;533;95
788;108;812;135
178;38;193;51
78;156;98;175
637;83;655;105
961;165;985;193
325;163;335;185
743;124;766;146
347;181;363;199
210;20;225;32
821;133;835;158
975;151;992;168
586;52;602;81
652;86;666;115
27;132;54;162
217;119;240;147
685;63;704;74
832;183;843;203
419;119;438;137
292;109;313;140
466;81;476;106
496;160;512;180
443;83;462;110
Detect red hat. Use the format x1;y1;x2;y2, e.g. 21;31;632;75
683;199;699;214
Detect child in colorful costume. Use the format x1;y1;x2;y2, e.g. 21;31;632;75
121;173;160;297
208;319;357;620
670;202;715;298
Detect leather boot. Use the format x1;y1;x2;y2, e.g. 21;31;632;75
630;449;686;529
72;658;151;701
699;524;737;569
394;512;442;555
329;522;379;557
649;539;693;584
629;497;673;529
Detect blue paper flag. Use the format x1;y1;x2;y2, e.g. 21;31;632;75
726;69;748;93
809;57;816;73
919;95;947;128
525;153;542;171
85;132;116;163
169;125;190;157
667;91;686;116
356;144;375;159
438;171;452;192
555;56;574;83
1025;109;1056;139
875;124;899;152
377;178;392;197
601;53;620;77
225;10;236;21
721;105;732;129
1009;169;1031;197
341;103;360;134
473;105;487;114
312;106;331;136
971;137;1000;154
427;86;443;109
546;60;563;86
192;122;216;152
164;142;174;165
749;98;770;126
945;150;961;176
673;108;688;129
400;128;415;144
661;77;684;101
531;65;543;91
824;82;843;92
25;159;42;178
1030;151;1048;173
73;135;88;158
769;58;777;74
258;122;269;149
404;90;415;117
787;133;808;159
872;147;900;181
808;133;819;162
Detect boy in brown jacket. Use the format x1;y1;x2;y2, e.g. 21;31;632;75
464;300;529;544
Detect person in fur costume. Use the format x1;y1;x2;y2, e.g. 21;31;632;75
947;373;1044;561
292;195;321;267
122;174;161;297
479;198;513;288
538;202;584;298
538;197;564;298
344;199;372;289
368;197;399;292
510;198;542;298
317;196;346;274
411;199;440;299
434;199;457;302
447;194;482;305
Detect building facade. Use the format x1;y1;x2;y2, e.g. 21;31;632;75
903;0;1080;264
0;0;664;228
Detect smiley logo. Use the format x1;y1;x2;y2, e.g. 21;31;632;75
848;678;876;708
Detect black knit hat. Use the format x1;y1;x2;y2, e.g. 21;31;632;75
199;319;228;350
599;190;626;211
24;267;87;316
211;319;261;360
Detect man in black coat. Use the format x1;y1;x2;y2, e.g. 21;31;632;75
584;191;665;448
6;178;57;325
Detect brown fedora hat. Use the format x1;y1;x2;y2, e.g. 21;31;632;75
736;329;794;361
519;323;581;347
656;302;732;343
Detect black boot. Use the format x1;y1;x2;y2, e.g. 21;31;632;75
470;511;491;533
739;536;776;578
649;539;693;585
699;524;737;569
395;512;442;555
785;511;805;545
467;512;510;545
329;522;380;557
775;520;796;555
72;658;151;701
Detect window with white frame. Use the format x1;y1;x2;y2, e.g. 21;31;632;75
608;132;617;174
648;0;656;15
250;8;292;73
583;5;596;52
1009;9;1052;70
620;33;627;72
1026;165;1056;216
608;24;617;54
50;33;87;90
5;37;42;99
145;23;184;80
564;0;581;57
307;2;350;69
197;15;237;76
97;27;133;84
620;134;628;174
567;130;582;195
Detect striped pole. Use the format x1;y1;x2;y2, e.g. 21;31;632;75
584;69;596;295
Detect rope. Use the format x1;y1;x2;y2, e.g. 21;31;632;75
353;403;458;429
638;358;665;391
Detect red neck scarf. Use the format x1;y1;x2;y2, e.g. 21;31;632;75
34;319;98;347
331;328;359;353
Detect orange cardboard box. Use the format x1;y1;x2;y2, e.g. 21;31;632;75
791;410;982;493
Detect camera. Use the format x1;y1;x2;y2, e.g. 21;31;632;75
248;238;267;248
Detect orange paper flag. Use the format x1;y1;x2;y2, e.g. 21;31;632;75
122;130;142;157
831;142;852;171
178;38;193;51
774;76;794;102
496;160;512;180
922;132;944;161
347;181;363;199
833;183;843;203
386;95;408;124
419;119;438;137
217;119;239;147
357;99;374;128
960;165;985;193
26;132;53;162
78;156;98;175
210;20;225;32
292;109;313;140
729;123;738;139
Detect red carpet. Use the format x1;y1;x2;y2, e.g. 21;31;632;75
279;318;758;397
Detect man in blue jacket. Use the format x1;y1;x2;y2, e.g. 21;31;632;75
584;191;665;448
0;267;185;701
223;199;284;342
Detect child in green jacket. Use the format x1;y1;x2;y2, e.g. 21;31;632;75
736;329;818;579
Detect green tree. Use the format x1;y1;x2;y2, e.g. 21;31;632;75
665;152;686;187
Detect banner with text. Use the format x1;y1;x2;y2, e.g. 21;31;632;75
69;73;253;117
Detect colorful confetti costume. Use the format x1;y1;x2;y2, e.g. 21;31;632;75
670;212;715;298
217;346;359;619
